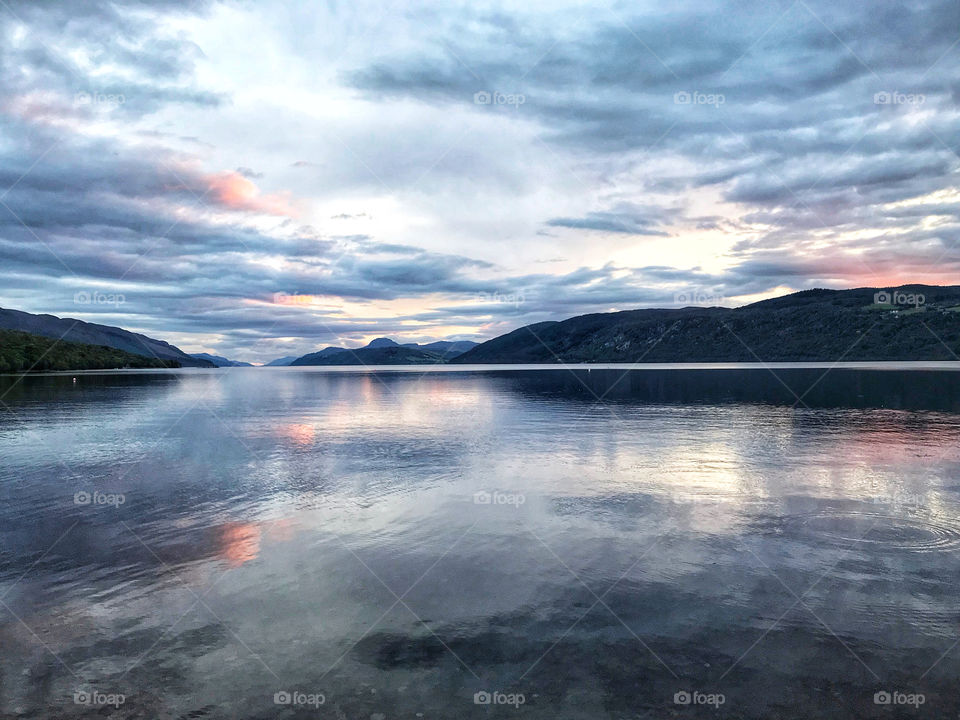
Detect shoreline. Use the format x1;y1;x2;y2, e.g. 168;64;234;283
5;360;960;377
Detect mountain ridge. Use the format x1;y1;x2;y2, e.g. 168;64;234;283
189;352;254;367
453;285;960;363
265;356;298;366
6;285;960;369
0;328;178;372
290;339;479;366
0;307;214;367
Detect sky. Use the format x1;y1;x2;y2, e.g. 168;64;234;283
0;0;958;363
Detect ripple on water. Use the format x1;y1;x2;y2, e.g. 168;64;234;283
847;600;960;639
786;510;960;553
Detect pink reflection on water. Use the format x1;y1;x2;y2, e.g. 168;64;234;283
216;522;262;567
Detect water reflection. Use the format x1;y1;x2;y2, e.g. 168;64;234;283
216;522;261;567
1;367;960;718
484;366;960;410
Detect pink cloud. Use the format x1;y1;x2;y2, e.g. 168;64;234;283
201;170;296;217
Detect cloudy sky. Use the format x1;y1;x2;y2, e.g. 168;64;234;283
1;0;957;362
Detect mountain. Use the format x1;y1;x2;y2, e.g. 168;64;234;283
189;353;254;367
288;346;347;364
291;344;445;366
264;356;299;366
0;307;215;367
290;337;479;366
289;337;478;366
402;340;478;359
0;329;176;372
453;285;960;363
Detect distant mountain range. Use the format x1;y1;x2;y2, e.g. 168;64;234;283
290;338;479;366
189;352;254;367
0;307;478;371
0;307;214;367
264;356;298;366
453;285;960;363
6;285;960;373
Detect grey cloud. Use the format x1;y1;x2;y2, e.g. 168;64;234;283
547;213;670;236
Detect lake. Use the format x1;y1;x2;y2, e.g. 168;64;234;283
2;365;960;718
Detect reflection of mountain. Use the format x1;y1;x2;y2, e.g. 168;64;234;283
0;371;183;404
0;307;214;367
486;367;960;411
291;337;477;366
454;285;960;363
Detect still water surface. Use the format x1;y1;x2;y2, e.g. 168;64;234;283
1;366;960;718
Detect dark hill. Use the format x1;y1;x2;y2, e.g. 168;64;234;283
265;356;299;366
291;338;477;366
0;329;176;372
402;340;478;360
291;344;445;366
453;285;960;363
0;307;214;367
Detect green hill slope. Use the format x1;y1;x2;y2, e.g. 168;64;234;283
0;307;214;367
0;329;177;372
